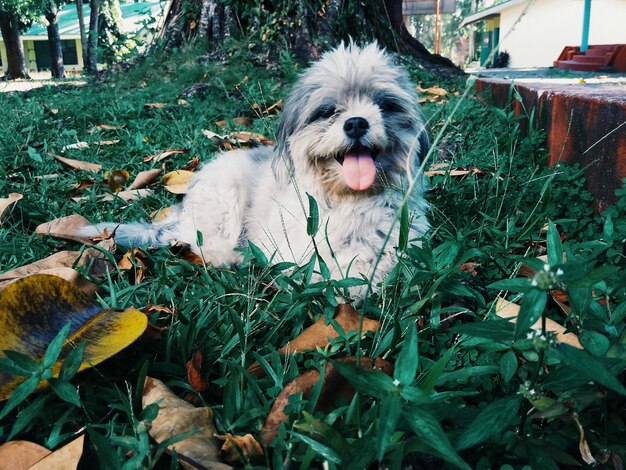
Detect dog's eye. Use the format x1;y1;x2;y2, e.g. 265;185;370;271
378;100;403;114
309;105;336;123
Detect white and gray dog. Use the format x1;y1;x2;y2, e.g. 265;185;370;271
83;42;430;300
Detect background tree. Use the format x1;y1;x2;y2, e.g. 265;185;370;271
43;0;65;78
86;0;99;73
0;0;36;79
75;0;88;66
161;0;462;76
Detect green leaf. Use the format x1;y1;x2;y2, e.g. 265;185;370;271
0;373;41;420
515;288;547;338
394;324;418;386
487;278;532;293
603;214;614;239
558;344;626;395
579;331;609;357
568;287;592;318
48;378;81;407
419;347;455;392
546;221;563;266
399;202;409;251
27;147;43;163
43;322;72;370
568;265;619;288
8;395;47;440
499;350;518;382
306;193;319;237
248;242;268;265
403;410;471;470
377;396;401;461
450;320;515;341
437;365;500;385
3;350;39;373
456;395;522;450
332;360;394;399
59;341;86;381
291;431;341;463
295;411;348;453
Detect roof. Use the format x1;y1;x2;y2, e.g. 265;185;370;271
22;1;166;39
460;0;529;27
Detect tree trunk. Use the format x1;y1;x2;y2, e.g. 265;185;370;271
0;14;29;79
87;0;100;73
45;1;65;79
76;0;88;68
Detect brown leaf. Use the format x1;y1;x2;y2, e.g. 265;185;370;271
494;297;582;348
35;214;92;244
88;124;123;134
262;99;283;115
573;414;597;465
417;85;449;96
150;206;174;223
0;440;51;469
0;265;98;296
232;116;253;127
186;351;209;393
143;148;187;163
279;304;379;355
260;356;393;446
94;140;120;146
68;179;95;196
104;170;130;192
0;251;82;283
459;262;480;277
216;433;263;464
142;377;232;470
61;142;89;151
144;102;166;109
424;164;486;177
230;131;267;143
163;170;195;194
0;193;23;224
29;435;84;470
130;169;161;189
50;154;102;173
118;249;148;284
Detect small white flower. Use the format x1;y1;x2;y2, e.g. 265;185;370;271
393;379;401;387
531;279;538;287
543;263;550;272
556;268;564;276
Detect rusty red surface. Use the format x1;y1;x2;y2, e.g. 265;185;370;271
475;78;626;212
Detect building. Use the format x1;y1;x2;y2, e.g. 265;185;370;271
461;0;626;68
0;1;165;74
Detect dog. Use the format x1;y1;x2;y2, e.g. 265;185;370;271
82;42;430;301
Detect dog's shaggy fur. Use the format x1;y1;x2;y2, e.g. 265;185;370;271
83;43;430;300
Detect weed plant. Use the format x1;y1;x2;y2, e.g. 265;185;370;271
0;42;624;468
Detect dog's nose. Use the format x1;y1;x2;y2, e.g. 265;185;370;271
343;117;369;139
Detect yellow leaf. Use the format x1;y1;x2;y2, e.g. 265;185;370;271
0;193;23;224
143;148;187;163
0;275;147;400
163;170;195;194
104;169;130;192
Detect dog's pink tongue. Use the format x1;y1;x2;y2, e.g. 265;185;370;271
342;151;376;190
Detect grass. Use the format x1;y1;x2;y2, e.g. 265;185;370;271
0;41;625;468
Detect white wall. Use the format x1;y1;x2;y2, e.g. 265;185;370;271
498;0;626;68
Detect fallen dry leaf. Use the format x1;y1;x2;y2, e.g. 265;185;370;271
425;165;486;177
93;140;120;146
29;434;84;470
494;297;582;348
105;170;130;192
50;153;102;173
118;249;148;284
0;251;82;283
150;206;174;223
0;193;23;224
144;102;166;109
35;214;92;244
417;85;449;96
163;170;195;194
142;377;232;470
262;99;283;115
71;188;153;204
459;262;480;277
130;169;161;189
68;179;95;196
88;124;123;134
143;148;187;163
279;304;379;355
232;116;252;127
186;351;209;393
0;440;51;470
61;142;89;151
0;266;97;296
216;433;263;464
260;356;393;445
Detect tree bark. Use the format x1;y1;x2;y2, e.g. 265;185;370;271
76;0;88;68
87;0;100;73
0;14;29;79
45;0;65;79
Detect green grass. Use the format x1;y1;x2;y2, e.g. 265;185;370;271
0;41;625;468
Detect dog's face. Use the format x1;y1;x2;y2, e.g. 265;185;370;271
276;43;429;199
